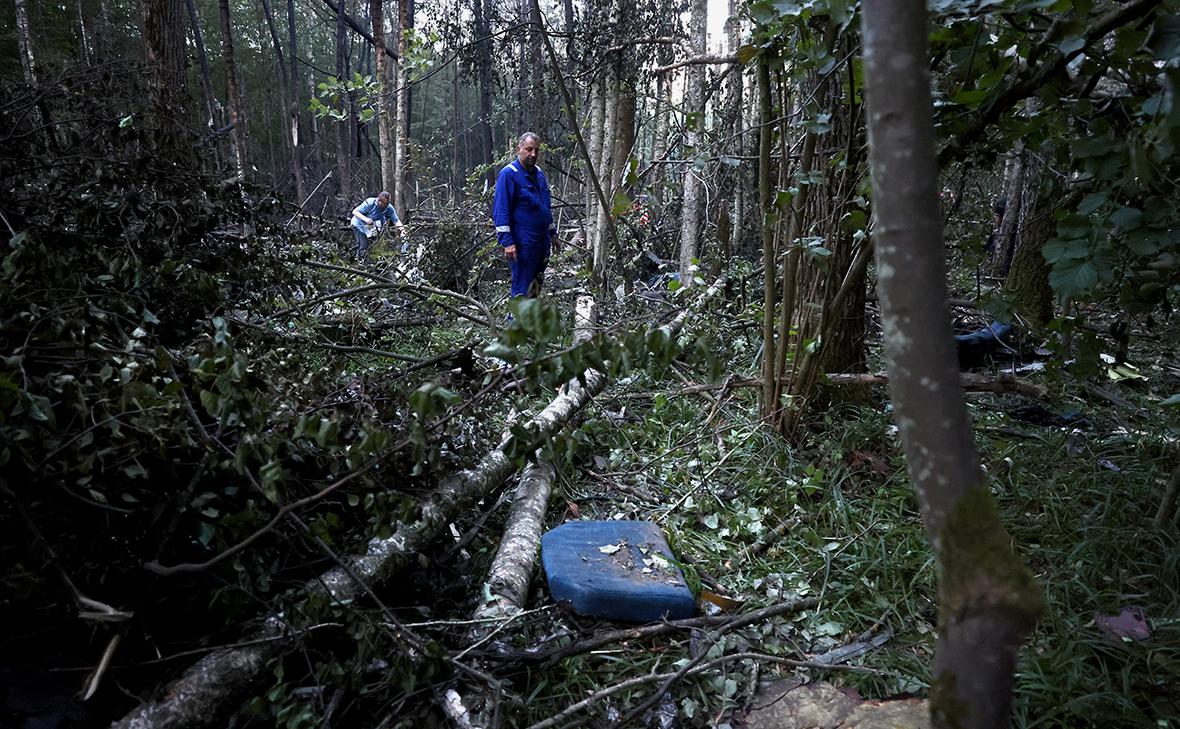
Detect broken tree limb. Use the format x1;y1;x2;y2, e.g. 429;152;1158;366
114;290;715;729
654;54;738;74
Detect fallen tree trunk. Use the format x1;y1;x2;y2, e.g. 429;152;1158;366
472;297;597;624
824;372;1049;400
114;290;711;729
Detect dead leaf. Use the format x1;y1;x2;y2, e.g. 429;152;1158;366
1095;606;1151;642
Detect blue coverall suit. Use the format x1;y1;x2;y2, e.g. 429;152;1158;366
493;161;555;298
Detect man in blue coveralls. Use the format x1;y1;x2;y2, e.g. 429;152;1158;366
493;133;557;298
350;191;406;261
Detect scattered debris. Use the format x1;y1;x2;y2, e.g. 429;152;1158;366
1095;606;1151;642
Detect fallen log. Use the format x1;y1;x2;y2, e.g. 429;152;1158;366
114;288;713;729
824;371;1049;399
472;297;596;624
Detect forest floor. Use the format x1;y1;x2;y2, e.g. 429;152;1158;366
371;245;1180;729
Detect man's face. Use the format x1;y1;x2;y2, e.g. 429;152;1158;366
517;138;540;170
377;197;389;210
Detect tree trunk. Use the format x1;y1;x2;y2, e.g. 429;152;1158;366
260;0;293;189
757;55;776;417
677;0;708;285
371;0;395;192
472;0;495;182
989;146;1025;277
394;0;411;216
593;70;618;280
287;0;307;203
585;77;606;243
861;3;1042;728
144;0;189;150
335;0;353;201
14;0;38;85
218;0;247;181
185;0;219;134
524;0;545;132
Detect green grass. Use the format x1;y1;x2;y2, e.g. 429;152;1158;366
511;364;1179;727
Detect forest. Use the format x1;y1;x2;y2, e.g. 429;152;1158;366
1;0;1178;727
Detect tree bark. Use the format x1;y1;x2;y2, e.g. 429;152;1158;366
335;0;353;201
472;0;495;182
185;0;219;134
677;0;708;285
371;0;395;193
287;0;307;203
394;0;411;215
144;0;189;149
14;0;38;85
593;69;618;280
757;55;776;417
861;2;1042;728
218;0;248;181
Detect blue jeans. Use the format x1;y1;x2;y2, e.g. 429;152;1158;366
353;227;370;260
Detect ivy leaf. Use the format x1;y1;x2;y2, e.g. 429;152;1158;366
1159;393;1180;407
1147;14;1180;61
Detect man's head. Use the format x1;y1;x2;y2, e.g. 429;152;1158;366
377;191;391;210
516;133;540;171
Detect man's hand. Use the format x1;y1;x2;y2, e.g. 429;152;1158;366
503;244;518;262
551;233;561;256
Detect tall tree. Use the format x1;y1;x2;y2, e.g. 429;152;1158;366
335;0;353;200
861;2;1042;729
14;0;38;85
218;0;247;180
371;0;395;193
144;0;189;149
185;0;219;135
287;0;307;202
394;0;411;215
472;0;494;179
677;0;707;284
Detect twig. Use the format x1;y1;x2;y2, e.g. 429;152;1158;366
286;170;333;228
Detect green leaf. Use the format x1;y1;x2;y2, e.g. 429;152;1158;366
1110;207;1143;230
1049;259;1099;297
1077;192;1108;216
736;44;759;65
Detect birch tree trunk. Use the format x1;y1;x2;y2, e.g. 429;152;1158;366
861;2;1042;727
677;0;708;285
218;0;248;181
394;0;411;215
14;0;38;85
593;70;618;280
584;77;606;242
335;0;353;200
287;0;307;203
371;0;395;193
